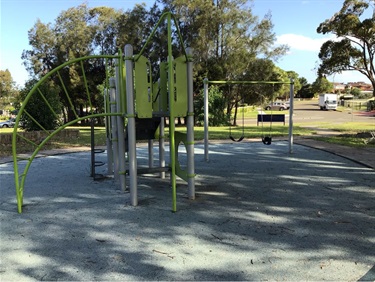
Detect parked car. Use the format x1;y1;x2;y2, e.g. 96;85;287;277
265;102;288;111
0;118;15;128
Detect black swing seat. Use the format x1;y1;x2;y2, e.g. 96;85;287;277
262;136;272;145
229;135;244;142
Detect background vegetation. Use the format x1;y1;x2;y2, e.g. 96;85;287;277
0;0;374;128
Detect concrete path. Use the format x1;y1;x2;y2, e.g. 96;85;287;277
0;141;374;281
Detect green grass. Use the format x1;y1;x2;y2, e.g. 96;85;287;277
1;121;374;159
313;122;375;132
312;136;372;147
0;126;107;158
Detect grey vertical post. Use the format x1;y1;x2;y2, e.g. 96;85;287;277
186;47;195;199
159;118;165;179
203;78;209;162
125;44;138;206
115;62;127;191
109;78;119;179
288;79;294;154
104;89;113;175
157;77;165;179
148;139;154;168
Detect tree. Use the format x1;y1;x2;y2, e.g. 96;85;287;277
317;0;375;96
312;76;333;95
17;79;62;131
158;0;288;125
297;84;314;99
22;4;124;122
195;85;229;126
0;69;19;110
286;71;302;97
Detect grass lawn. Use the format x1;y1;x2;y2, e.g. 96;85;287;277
1;121;374;159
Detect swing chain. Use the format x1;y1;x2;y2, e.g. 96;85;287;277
261;84;274;145
229;98;245;142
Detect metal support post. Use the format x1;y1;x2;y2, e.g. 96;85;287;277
288;79;294;154
115;60;127;191
167;13;177;212
104;89;113;175
159;117;165;179
125;44;138;206
109;78;119;179
186;47;195;199
203;78;209;162
148;139;154;168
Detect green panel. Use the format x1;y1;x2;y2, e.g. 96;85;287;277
152;82;159;112
134;55;153;118
174;131;188;182
173;56;188;117
159;62;168;113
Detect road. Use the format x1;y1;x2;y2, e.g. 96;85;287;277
244;100;375;126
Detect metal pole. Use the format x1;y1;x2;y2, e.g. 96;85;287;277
125;44;138;206
159;117;165;179
115;60;127;191
203;78;209;162
288;79;294;154
104;89;113;175
90;117;95;177
148;139;154;168
186;47;195;200
109;78;119;179
167;13;177;212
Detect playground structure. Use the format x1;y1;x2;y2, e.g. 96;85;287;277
202;79;295;162
11;12;195;213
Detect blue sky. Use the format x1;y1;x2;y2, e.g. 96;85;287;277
0;0;372;87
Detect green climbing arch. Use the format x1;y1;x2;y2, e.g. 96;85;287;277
12;54;124;213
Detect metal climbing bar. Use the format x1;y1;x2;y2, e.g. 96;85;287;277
134;12;188;62
167;13;177;212
23;109;49;133
14;133;39;147
57;70;79;120
80;60;94;111
36;88;60;120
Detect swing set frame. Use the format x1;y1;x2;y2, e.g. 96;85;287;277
203;78;294;162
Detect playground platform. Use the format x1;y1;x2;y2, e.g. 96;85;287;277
0;140;374;281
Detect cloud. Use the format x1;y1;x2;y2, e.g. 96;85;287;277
276;34;336;52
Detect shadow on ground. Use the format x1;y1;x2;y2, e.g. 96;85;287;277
0;142;374;280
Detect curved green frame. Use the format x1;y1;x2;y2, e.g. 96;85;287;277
12;11;194;213
12;55;123;213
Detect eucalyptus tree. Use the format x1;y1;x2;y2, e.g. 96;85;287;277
158;0;288;125
0;69;19;109
317;0;375;96
286;71;302;96
22;4;123;122
311;76;334;95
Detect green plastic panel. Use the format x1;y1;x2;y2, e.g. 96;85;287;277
173;56;188;117
159;62;168;113
152;82;159;112
174;131;188;182
134;55;153;118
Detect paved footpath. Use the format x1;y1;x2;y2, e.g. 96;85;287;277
0;141;374;281
295;136;375;170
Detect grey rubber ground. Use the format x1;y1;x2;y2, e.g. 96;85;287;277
0;141;374;281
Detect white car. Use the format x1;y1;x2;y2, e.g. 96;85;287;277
265;102;288;111
0;118;15;128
